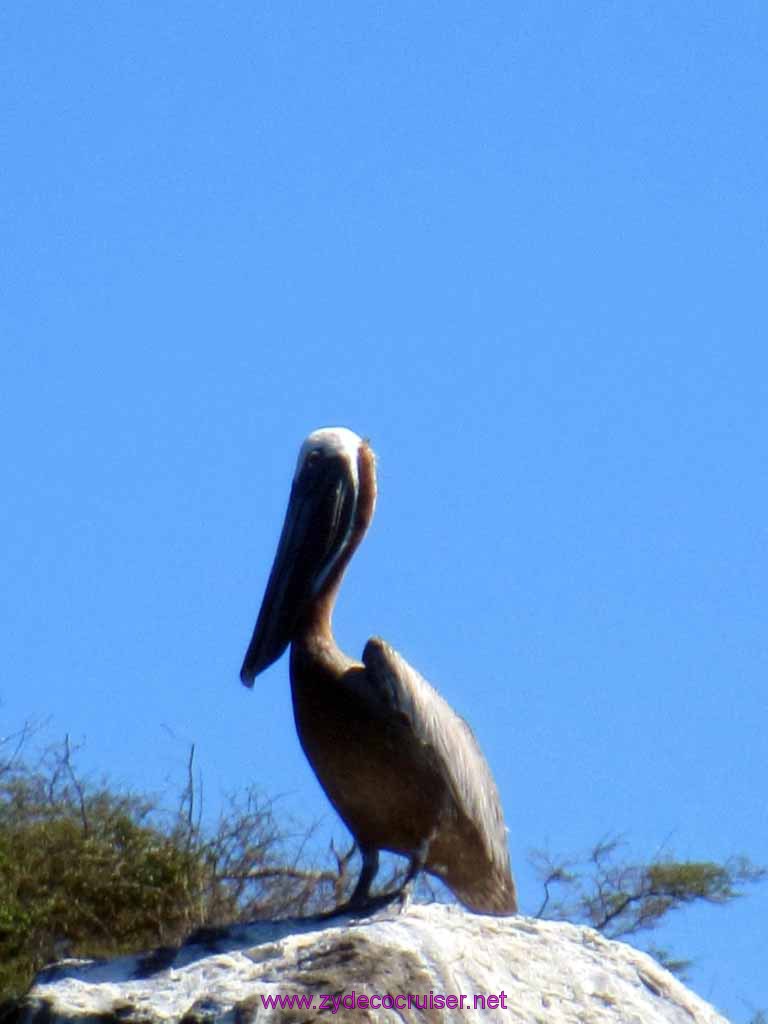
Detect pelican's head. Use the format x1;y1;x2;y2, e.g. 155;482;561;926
240;427;374;685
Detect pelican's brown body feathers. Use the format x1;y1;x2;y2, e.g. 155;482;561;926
291;635;516;913
240;427;517;915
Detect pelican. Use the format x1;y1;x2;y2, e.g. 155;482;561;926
240;427;517;915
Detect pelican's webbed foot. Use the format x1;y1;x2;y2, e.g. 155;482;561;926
317;840;430;919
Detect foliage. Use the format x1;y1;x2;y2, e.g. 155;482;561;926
0;741;193;999
0;734;348;1003
530;835;766;977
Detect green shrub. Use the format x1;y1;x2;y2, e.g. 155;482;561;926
0;739;346;1003
0;773;204;999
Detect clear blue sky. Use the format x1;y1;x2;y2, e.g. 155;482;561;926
2;3;766;1019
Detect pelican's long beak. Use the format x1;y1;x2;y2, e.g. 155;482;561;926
240;452;358;685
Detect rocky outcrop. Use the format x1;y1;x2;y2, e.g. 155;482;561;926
12;904;729;1023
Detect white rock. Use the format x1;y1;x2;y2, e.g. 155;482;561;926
15;905;730;1023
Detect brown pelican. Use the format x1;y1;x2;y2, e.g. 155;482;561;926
240;427;517;915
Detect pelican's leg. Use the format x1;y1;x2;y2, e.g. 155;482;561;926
389;837;430;912
361;837;432;915
314;846;381;920
321;840;428;919
400;838;429;892
347;845;380;908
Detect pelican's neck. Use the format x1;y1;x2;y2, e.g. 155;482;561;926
295;440;377;653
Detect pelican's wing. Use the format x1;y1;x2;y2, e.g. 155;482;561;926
361;635;511;870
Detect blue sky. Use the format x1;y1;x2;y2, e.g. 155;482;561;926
2;3;766;1018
